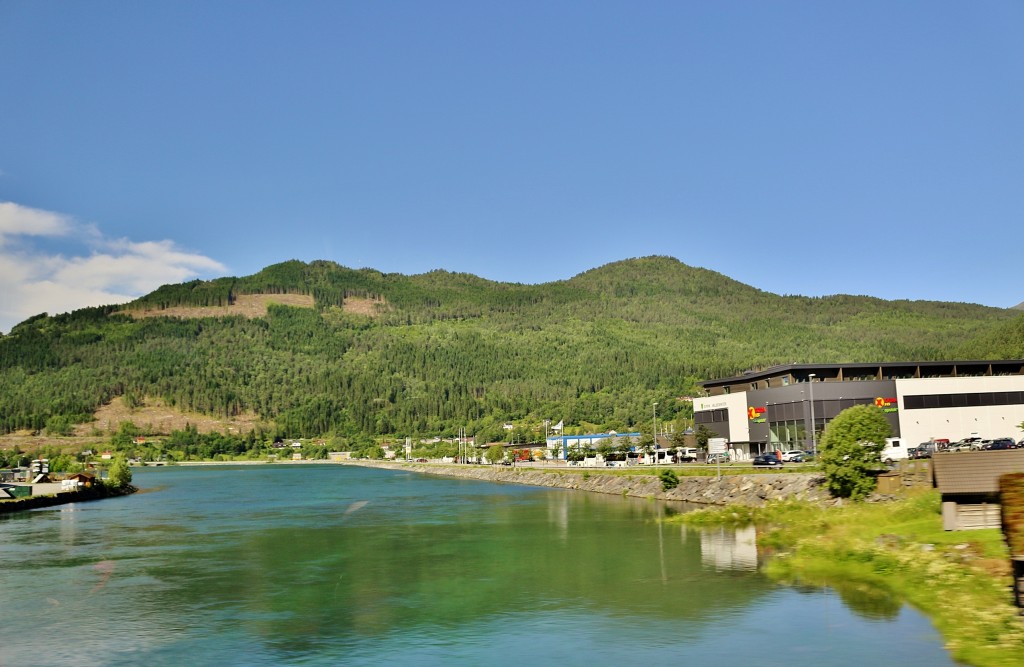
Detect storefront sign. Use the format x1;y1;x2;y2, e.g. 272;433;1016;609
874;396;898;413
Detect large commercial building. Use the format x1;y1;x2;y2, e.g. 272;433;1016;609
693;360;1024;459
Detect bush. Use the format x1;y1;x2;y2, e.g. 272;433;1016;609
106;454;133;490
819;405;890;500
45;415;74;436
659;468;679;490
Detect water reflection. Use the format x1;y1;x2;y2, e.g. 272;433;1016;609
699;525;758;571
0;465;956;666
785;575;902;622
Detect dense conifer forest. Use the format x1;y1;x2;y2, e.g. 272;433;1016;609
1;256;1020;442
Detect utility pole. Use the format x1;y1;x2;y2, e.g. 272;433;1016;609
808;374;817;458
653;402;659;467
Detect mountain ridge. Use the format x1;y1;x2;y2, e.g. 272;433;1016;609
0;256;1020;441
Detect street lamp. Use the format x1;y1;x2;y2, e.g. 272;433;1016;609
808;374;817;458
653;402;658;466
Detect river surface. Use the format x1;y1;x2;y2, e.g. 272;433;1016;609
1;465;960;666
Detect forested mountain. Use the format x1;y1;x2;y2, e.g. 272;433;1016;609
1;256;1020;441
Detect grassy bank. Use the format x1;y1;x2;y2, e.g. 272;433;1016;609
671;491;1024;667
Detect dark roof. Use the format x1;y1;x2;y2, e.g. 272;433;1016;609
932;450;1024;495
701;359;1024;388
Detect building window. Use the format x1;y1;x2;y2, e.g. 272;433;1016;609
903;391;1024;410
694;408;729;424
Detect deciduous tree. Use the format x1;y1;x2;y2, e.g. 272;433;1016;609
107;453;133;490
819;405;890;500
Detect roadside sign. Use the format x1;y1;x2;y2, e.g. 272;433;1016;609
708;438;727;478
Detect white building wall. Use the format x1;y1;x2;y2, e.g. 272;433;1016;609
895;376;1024;445
694;393;750;443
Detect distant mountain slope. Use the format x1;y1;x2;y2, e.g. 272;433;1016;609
1;256;1019;440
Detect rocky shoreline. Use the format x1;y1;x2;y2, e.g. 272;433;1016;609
0;484;137;513
344;461;830;507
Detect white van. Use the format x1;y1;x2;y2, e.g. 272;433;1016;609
677;448;698;462
880;438;907;464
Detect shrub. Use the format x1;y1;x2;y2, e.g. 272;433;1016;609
106;454;133;490
659;468;679;490
819;405;890;500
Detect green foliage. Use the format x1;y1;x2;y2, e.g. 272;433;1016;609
106;453;133;489
47;453;82;473
955;313;1024;360
819;405;891;500
677;492;1024;667
669;428;688;449
658;468;679;490
409;439;456;460
45;415;73;436
694;424;716;451
140;425;257;461
0;447;28;468
0;257;1016;442
111;421;141;448
486;444;504;464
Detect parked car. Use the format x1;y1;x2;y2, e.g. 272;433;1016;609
948;440;977;453
752;453;783;468
984;439;1017;451
781;450;807;462
912;442;939;459
706;453;729;464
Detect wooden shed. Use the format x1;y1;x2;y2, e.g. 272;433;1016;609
932;450;1024;531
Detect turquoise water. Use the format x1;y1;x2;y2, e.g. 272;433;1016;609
1;465;959;666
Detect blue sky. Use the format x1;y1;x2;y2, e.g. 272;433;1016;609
1;1;1022;333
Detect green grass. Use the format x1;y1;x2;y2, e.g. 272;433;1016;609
670;491;1024;667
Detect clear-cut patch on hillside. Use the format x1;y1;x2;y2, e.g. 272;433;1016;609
123;293;315;319
76;395;265;436
338;295;386;317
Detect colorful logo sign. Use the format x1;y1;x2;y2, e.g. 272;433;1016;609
874;397;898;413
747;406;766;423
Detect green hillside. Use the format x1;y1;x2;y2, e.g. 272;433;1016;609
0;256;1019;441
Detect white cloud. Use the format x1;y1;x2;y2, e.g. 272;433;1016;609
0;201;74;241
0;202;227;333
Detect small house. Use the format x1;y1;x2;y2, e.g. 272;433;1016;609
932;450;1024;531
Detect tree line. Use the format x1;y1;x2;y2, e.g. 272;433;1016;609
1;256;1019;442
